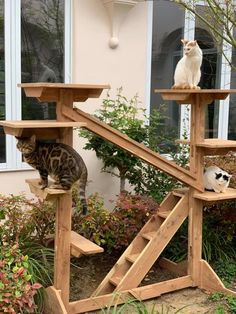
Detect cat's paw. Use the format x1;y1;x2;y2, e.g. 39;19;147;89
171;84;180;89
38;181;48;189
192;85;201;90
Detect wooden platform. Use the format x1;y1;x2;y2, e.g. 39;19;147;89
18;83;110;102
155;89;236;105
26;179;71;201
194;188;236;201
70;231;104;258
0;120;86;138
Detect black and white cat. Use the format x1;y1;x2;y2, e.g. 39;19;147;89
203;166;232;193
172;39;202;89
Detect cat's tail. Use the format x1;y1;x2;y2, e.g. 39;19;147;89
77;167;88;215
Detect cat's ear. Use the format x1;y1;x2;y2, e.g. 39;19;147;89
192;40;197;46
30;134;36;142
181;39;188;45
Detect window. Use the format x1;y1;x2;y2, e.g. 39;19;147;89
0;1;4;163
149;0;234;150
0;0;71;170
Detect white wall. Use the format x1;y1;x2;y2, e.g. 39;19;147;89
72;0;149;207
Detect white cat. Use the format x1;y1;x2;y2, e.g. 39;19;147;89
172;39;202;90
203;166;232;193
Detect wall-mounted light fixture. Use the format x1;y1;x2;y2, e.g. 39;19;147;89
102;0;139;49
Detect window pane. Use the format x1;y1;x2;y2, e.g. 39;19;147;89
228;26;236;140
195;5;221;138
0;1;5;163
21;0;65;120
150;0;184;153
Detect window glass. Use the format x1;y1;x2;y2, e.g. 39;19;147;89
21;0;65;120
0;1;5;163
150;0;185;153
195;5;221;138
228;26;236;140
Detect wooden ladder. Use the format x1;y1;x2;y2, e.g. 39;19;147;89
93;190;189;296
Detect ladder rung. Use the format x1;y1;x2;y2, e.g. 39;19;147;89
142;231;156;240
109;274;122;286
126;253;140;263
158;211;171;219
172;191;184;198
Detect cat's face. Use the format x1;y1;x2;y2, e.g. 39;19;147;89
215;172;232;186
16;135;36;154
181;40;198;57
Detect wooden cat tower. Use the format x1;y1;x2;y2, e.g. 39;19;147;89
1;84;236;313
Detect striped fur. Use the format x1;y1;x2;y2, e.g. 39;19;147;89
16;135;88;214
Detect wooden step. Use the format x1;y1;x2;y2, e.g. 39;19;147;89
70;231;104;258
141;231;156;240
0;120;86;138
196;139;236;155
172;188;189;197
93;191;189;297
157;211;171;219
109;274;122;286
125;253;140;263
194;188;236;202
26;178;70;201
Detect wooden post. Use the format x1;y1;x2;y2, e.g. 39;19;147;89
53;89;74;309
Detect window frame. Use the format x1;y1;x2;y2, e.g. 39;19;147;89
0;0;72;171
147;1;233;141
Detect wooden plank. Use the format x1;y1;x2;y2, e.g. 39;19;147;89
26;179;70;200
44;286;67;314
0;120;86;128
70;231;104;256
155;89;236;94
188;189;203;285
0;121;86;138
18;83;110;102
200;260;236;297
158;258;187;276
62;106;203;191
196;138;236;148
54;194;72;309
194;188;236;201
68;276;193;314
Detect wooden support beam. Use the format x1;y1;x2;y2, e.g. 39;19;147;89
68;276;193;314
44;287;67;314
62;106;203;191
200;260;236;297
158;258;187;276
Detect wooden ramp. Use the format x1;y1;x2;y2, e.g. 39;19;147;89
62;106;202;191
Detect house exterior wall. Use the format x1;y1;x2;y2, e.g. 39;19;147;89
0;0;149;207
72;0;149;206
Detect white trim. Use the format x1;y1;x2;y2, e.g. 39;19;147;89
64;0;72;83
145;0;153;116
180;9;195;139
0;0;72;171
218;40;232;139
4;0;21;170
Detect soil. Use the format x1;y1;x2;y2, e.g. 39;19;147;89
69;253;233;313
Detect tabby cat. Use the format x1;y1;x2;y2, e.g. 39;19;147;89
203;165;232;193
16;135;88;214
172;39;202;89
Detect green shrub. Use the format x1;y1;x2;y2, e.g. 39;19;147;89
0;194;55;311
0;241;42;313
73;192;159;253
